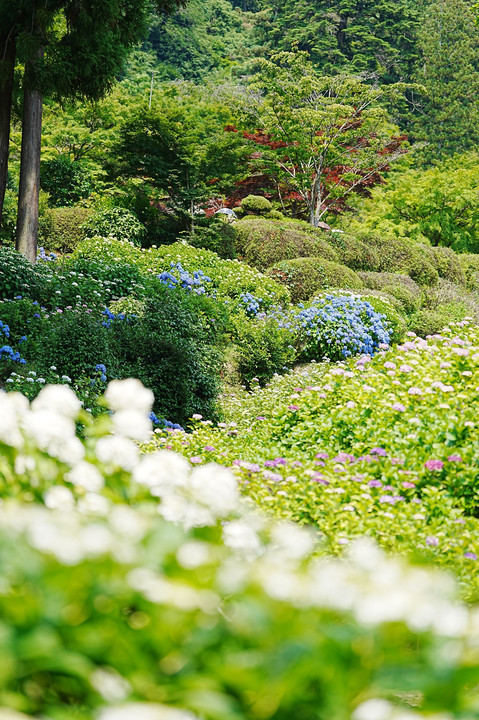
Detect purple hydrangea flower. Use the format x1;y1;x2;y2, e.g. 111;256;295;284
426;536;439;546
424;459;444;471
464;552;477;560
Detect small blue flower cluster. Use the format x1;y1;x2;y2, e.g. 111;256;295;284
102;308;132;329
38;247;57;262
293;294;391;360
0;320;10;339
239;292;263;317
158;263;213;295
149;411;184;431
0;345;26;364
94;363;107;382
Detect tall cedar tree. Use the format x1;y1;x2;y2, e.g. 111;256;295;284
0;0;183;262
413;0;479;158
254;0;426;83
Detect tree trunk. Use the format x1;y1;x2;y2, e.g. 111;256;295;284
16;56;43;263
0;34;16;228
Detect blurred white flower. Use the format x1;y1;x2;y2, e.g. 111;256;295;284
133;451;189;492
90;667;131;702
32;384;81;418
98;703;199;720
112;410;152;442
44;486;75;511
105;378;154;414
66;462;104;492
96;436;139;471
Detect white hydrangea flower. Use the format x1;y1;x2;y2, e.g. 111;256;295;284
222;519;262;559
66;462;104;492
31;384;82;418
159;494;214;529
98;703;199;720
188;464;239;516
26;409;84;464
90;667;131;702
105;378;154;415
95;436;139;471
44;486;75;511
0;392;27;447
112;410;152;442
77;493;110;516
133;451;190;492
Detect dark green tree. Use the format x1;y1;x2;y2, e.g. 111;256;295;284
254;0;424;83
113;86;247;231
0;0;184;261
412;0;479;158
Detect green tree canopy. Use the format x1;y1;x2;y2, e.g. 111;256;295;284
235;50;409;227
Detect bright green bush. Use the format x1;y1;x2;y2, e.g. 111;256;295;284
432;246;466;285
81;207;146;245
267;257;364;302
365;235;439;286
73;237;291;306
41;204;93;254
240;194;273;214
459;253;479;291
235;217;339;270
229;311;296;387
326;232;380;271
357;272;422;314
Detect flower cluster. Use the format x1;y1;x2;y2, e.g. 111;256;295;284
158;263;213;295
293;294;391;360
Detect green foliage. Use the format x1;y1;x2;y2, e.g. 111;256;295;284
73;236;291;306
459;253;479;291
240;194;273;214
355;158;479;253
413;0;479;158
365;234;439;286
186;217;238;259
107;292;227;425
235;217;339;270
229;311;296;387
0;247;42;300
40;155;93;207
81;207;146;245
254;0;422;83
41;204;93;254
325;232;380;271
268;257;364;302
238;50;407;226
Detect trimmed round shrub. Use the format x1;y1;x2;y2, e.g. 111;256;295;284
265;209;283;219
364;234;439;286
41;205;93;254
458;254;479;291
381;283;421;315
240;194;273;214
81;208;146;245
267;257;364;303
357;272;422;315
408;309;451;337
432;246;466;286
235;217;339;270
326;232;380;271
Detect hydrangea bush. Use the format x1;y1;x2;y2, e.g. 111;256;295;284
150;321;479;598
0;379;477;719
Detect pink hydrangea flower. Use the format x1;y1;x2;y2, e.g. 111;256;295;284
424;459;444;471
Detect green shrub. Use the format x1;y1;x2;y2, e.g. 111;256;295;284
326;232;380;271
186;217;237;259
81;207;146;245
229;312;296;388
265;209;283;219
41;205;93;254
381;283;421;315
458;253;479;291
364;234;439;286
0;247;43;300
407;309;450;336
267;257;364;302
40;155;93;207
108;291;227;425
235;217;339;270
357;272;422;315
432;246;466;285
240;194;273;214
